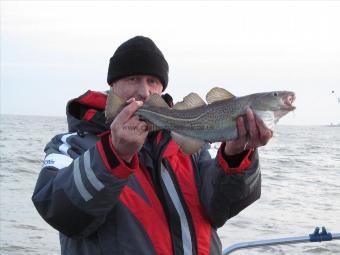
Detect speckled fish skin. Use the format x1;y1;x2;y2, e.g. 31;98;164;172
136;91;296;143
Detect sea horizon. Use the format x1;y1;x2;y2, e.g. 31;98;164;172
1;113;339;127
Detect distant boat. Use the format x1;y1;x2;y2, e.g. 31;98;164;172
328;123;340;127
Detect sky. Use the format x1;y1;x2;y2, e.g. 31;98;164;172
1;1;340;125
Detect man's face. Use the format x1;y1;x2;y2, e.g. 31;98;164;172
111;75;163;102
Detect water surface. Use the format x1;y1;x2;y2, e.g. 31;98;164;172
0;115;339;254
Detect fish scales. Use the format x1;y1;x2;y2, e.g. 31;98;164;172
136;97;253;142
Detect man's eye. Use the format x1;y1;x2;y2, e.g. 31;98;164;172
126;77;137;83
148;78;159;85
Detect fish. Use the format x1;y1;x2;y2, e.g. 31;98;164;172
105;87;296;154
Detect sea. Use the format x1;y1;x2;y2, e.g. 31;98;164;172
0;114;339;255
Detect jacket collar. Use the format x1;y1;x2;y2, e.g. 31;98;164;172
66;90;110;134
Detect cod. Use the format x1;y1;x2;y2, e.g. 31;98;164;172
105;87;296;154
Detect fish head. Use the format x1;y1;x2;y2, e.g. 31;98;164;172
250;91;296;129
251;91;296;111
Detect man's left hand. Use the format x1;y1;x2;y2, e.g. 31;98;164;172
224;108;273;156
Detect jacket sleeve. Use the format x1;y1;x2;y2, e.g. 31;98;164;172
32;132;138;238
192;143;261;228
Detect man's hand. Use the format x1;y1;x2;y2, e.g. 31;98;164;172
110;98;148;163
224;108;273;156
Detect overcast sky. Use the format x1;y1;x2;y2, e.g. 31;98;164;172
1;1;340;125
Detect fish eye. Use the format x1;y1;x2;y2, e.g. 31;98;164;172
273;92;278;96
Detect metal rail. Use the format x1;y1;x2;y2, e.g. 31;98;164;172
223;227;340;254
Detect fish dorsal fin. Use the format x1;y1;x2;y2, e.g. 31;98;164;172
105;88;127;121
206;87;235;104
145;94;170;108
171;132;206;154
173;93;206;110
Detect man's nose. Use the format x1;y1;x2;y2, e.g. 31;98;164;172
137;79;150;101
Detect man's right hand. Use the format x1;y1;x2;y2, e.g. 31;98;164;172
110;98;148;163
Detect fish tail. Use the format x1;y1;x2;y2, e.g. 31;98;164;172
105;87;127;121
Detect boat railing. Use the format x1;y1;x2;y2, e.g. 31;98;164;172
223;226;340;254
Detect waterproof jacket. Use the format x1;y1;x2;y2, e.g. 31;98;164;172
32;90;261;255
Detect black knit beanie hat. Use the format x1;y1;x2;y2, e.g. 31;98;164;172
107;36;169;91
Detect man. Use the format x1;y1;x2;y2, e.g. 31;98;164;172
32;36;272;255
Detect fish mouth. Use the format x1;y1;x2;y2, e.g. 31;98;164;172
282;92;296;111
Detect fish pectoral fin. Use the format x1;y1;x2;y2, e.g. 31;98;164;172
145;94;170;108
105;88;127;121
206;87;235;104
173;93;206;110
171;132;206;154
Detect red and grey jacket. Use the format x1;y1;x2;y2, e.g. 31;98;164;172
32;90;261;255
